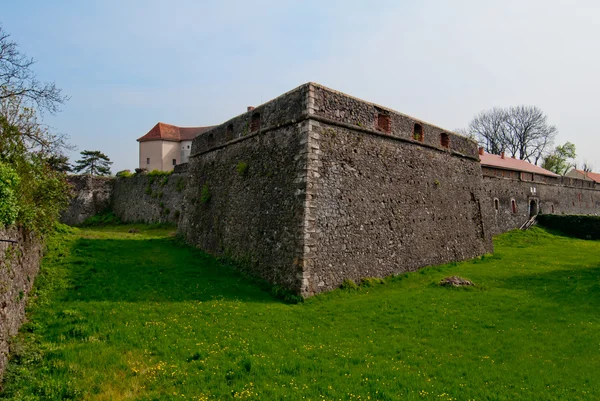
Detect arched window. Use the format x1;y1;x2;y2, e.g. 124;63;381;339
226;124;234;141
511;199;517;214
250;113;261;132
494;198;499;212
413;123;423;142
440;132;450;148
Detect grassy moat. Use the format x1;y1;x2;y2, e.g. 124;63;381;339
2;225;599;400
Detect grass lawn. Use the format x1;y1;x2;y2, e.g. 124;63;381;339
2;225;600;400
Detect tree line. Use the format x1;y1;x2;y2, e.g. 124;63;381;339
461;105;591;175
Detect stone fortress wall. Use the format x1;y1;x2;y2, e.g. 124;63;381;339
61;172;187;226
61;82;600;297
179;83;494;296
482;169;599;235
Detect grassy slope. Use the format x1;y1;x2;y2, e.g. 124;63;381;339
2;225;600;401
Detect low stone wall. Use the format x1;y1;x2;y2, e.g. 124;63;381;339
0;228;42;376
60;174;187;226
60;175;112;226
111;174;186;224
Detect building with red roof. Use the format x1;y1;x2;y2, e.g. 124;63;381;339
565;169;600;184
137;122;215;171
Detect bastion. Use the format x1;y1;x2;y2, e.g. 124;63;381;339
179;83;494;297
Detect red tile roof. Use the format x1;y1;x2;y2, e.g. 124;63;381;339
480;151;560;177
571;169;600;183
137;122;216;142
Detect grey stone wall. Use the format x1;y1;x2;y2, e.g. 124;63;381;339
180;82;494;296
483;173;600;235
179;122;308;291
304;120;493;294
61;173;187;226
0;228;42;376
111;174;186;224
60;175;113;226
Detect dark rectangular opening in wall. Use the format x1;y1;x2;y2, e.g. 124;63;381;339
494;198;499;211
207;133;215;147
376;113;391;133
172;159;176;166
440;132;450;148
413;123;423;142
511;199;517;214
250;113;261;132
146;157;150;165
226;124;234;141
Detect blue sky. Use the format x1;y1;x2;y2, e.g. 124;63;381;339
3;0;599;172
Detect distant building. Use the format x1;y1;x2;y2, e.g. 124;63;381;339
137;123;215;171
565;169;600;184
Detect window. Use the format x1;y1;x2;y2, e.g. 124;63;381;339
207;133;215;147
494;198;499;212
551;205;555;213
172;159;177;166
226;124;234;141
440;132;450;148
146;157;150;165
187;145;190;149
376;113;391;133
250;113;261;132
511;199;517;214
413;123;423;142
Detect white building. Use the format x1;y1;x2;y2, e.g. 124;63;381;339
137;122;215;171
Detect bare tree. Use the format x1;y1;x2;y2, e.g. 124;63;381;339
0;24;70;159
465;105;557;164
467;107;507;155
581;161;594;173
0;24;67;114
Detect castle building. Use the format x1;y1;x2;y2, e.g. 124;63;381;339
137;123;215;171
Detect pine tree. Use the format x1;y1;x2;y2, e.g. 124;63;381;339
73;150;112;176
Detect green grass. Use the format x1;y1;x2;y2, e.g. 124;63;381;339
3;226;600;400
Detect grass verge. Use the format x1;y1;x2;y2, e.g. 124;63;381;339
2;226;599;400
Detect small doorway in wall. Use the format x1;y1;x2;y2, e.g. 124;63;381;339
529;199;538;217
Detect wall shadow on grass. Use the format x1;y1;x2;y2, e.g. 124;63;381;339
499;265;600;309
63;236;278;304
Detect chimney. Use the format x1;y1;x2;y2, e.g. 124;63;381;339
247;106;255;112
501;151;505;159
478;147;484;155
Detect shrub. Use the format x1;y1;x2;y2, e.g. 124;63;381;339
148;170;172;177
200;183;211;204
340;279;359;290
116;169;133;178
176;177;186;192
537;214;600;240
80;211;121;227
236;161;249;177
360;277;386;287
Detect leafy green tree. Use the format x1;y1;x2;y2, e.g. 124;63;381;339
541;142;576;175
46;154;72;172
73;150;112;176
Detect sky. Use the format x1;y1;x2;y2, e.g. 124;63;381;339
2;0;599;173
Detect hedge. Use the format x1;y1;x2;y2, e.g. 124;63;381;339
537;214;600;240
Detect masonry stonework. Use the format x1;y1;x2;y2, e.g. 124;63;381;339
60;175;113;226
60;82;600;298
179;83;494;296
0;228;42;376
482;173;600;235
